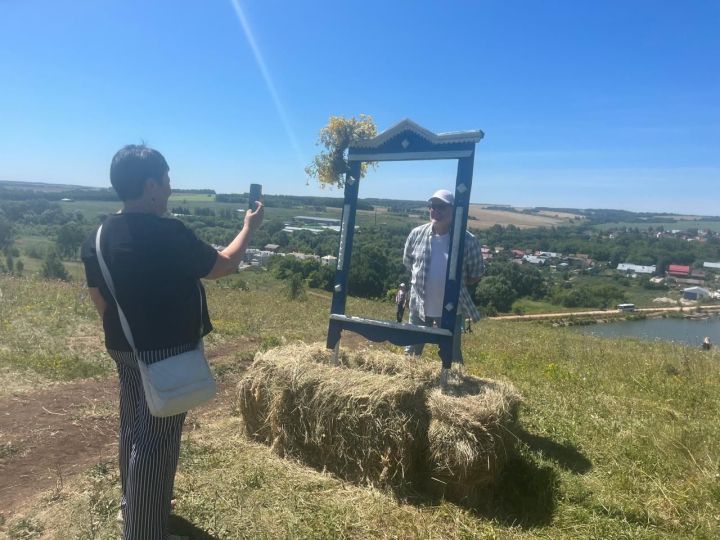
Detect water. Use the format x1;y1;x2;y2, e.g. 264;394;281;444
574;316;720;347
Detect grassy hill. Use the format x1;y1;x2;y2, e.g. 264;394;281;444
1;273;719;538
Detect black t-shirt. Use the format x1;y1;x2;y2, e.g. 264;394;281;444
81;213;218;352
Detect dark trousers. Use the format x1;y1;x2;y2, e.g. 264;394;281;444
108;348;189;540
396;304;406;323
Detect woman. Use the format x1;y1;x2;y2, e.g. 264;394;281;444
81;145;263;539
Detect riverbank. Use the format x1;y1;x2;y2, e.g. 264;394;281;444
574;315;720;348
494;304;720;323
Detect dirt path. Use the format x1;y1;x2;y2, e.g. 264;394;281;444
0;334;400;517
0;378;119;514
0;342;256;516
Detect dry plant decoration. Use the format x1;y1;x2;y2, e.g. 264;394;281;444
305;114;378;188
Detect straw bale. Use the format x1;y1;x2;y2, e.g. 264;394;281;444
426;370;522;503
238;343;522;501
239;343;430;490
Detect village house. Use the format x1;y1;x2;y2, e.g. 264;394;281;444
536;251;561;259
565;253;593;268
321;255;338;266
288;252;320;261
244;248;278;266
617;263;656;275
523;255;545;265
667;264;690;278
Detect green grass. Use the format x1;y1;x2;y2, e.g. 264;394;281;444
2;273;720;538
53;199;422;229
169;193;216;202
0;275;111;387
511;298;579;314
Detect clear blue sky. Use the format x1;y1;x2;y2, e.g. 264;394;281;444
1;1;718;214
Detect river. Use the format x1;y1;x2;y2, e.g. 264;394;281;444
574;316;720;347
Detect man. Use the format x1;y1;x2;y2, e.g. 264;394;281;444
81;145;263;539
403;189;483;360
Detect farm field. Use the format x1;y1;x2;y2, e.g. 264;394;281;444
594;218;720;232
54;197;422;229
467;205;582;229
1;273;719;538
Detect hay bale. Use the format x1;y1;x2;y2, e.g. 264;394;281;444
238;343;430;490
426;371;521;503
238;343;522;500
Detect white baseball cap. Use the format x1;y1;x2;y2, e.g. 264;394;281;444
429;189;454;205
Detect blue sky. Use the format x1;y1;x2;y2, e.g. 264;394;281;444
1;1;718;214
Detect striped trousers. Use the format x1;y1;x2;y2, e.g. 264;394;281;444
108;343;194;540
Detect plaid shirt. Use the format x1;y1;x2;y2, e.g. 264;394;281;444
403;223;484;322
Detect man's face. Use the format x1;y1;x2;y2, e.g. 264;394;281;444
148;171;172;214
428;198;453;227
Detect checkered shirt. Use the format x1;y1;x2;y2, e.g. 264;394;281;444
403;223;484;322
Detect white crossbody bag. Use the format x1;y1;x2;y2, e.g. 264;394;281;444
95;225;216;417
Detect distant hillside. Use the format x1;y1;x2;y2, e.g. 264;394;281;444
0;180;213;202
2;180;717;227
0;180;104;192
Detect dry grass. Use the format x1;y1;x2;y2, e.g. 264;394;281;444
426;371;521;503
238;343;521;501
467;205;582;229
3;274;720;538
238;344;430;491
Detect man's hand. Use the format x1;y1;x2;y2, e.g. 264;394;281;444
244;201;264;233
205;201;265;280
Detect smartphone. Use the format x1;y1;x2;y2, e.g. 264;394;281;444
249;183;262;210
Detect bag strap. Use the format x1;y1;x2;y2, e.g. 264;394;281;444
95;224;204;355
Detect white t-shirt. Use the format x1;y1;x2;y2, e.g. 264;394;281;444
424;233;450;318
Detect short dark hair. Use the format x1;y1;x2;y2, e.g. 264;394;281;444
110;145;169;201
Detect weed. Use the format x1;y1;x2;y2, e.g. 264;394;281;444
0;441;20;459
7;517;44;539
258;335;282;352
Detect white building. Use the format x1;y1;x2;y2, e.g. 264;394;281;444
617;263;656;275
321;255;338;266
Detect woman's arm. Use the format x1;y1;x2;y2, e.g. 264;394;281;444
205;202;264;279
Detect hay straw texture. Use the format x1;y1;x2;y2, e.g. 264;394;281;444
238;343;521;501
426;371;521;502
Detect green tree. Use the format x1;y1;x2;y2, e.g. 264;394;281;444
0;217;13;253
305;115;378;188
285;273;307;301
15;259;24;276
41;250;70;281
56;222;85;259
307;265;334;291
474;275;516;313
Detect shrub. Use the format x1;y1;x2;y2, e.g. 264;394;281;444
41;250;70;281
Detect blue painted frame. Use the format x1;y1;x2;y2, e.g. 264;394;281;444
326;119;483;368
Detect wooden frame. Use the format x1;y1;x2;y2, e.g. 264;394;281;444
326;119;483;368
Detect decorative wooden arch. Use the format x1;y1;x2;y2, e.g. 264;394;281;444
326;119;484;369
